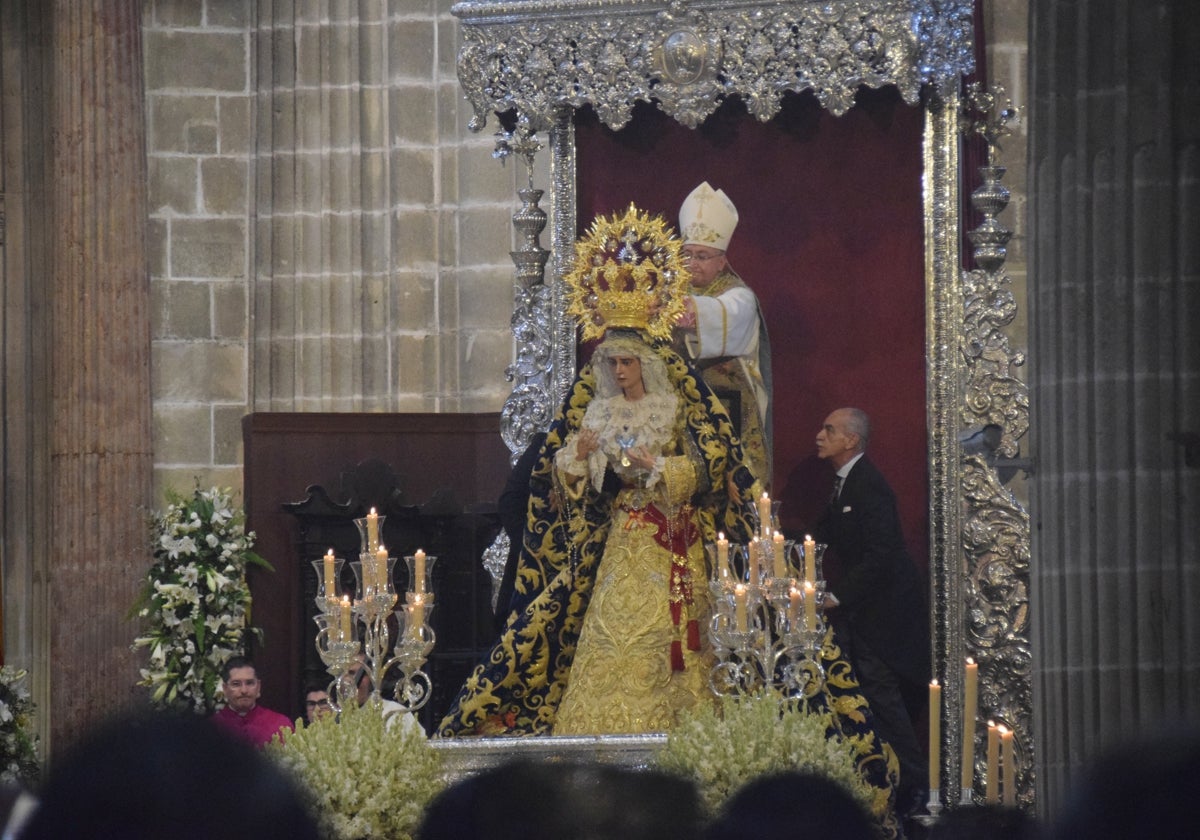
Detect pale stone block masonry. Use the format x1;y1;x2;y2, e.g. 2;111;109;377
145;0;524;499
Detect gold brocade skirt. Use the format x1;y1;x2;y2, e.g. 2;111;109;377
552;501;713;735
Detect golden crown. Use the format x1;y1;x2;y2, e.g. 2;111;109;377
564;204;689;342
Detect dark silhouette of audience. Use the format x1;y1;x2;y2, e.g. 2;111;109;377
1051;727;1200;840
18;710;320;840
703;771;876;840
419;759;703;840
929;803;1041;840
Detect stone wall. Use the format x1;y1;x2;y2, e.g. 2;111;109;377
144;0;531;499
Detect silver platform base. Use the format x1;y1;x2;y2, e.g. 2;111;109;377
431;733;668;783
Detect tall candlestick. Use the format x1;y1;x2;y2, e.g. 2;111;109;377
803;535;816;585
1001;726;1015;805
414;549;426;594
734;584;748;632
717;532;729;579
929;680;942;793
748;539;760;585
961;658;979;791
803;580;817;633
323;549;336;598
788;587;801;626
757;492;770;537
986;721;999;803
772;531;787;578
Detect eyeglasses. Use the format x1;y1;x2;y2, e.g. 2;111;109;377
681;250;723;263
305;698;331;707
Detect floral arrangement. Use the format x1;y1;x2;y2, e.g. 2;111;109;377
0;666;39;786
131;486;271;714
267;702;444;840
657;692;875;817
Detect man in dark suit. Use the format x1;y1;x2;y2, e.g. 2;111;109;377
813;407;931;815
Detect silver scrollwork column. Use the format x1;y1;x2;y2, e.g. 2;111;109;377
496;126;554;460
958;82;1033;809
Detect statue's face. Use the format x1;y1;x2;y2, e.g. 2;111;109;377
608;354;645;398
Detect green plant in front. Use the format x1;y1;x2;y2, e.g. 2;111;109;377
267;703;444;840
657;691;875;816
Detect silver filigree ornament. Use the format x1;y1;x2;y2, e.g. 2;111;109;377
957;83;1033;807
448;5;1040;812
452;1;977;131
456;0;978;461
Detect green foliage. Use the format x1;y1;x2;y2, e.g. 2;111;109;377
657;692;874;816
267;703;444;840
0;667;39;786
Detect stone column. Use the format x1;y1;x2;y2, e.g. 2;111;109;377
1029;0;1200;819
253;0;414;411
46;0;152;747
251;0;515;414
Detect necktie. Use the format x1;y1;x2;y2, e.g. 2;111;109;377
830;475;843;506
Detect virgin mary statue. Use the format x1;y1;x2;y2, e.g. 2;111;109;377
438;205;762;737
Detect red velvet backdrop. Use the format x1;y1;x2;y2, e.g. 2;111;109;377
575;88;930;575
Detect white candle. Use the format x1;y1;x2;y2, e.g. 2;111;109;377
929;680;942;793
803;535;817;584
376;545;388;592
734;584;748;632
717;532;729;579
339;595;352;641
788;587;801;626
803;580;817;633
414;549;426;594
772;530;786;578
757;492;771;537
323;549;336;597
986;721;999;803
366;507;379;551
1001;726;1015;805
961;658;979;791
410;594;425;639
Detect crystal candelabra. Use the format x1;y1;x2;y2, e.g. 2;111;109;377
707;520;829;700
312;511;437;713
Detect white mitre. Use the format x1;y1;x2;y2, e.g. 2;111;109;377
679;181;739;251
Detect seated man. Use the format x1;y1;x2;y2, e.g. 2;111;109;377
211;656;293;747
303;684;332;726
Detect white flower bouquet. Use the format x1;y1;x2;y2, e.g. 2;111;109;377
657;691;875;816
131;486;272;714
0;666;39;785
267;703;444;840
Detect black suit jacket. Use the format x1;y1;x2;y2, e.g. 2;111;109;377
814;455;930;687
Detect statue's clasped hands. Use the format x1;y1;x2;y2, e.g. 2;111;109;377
622;444;656;472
